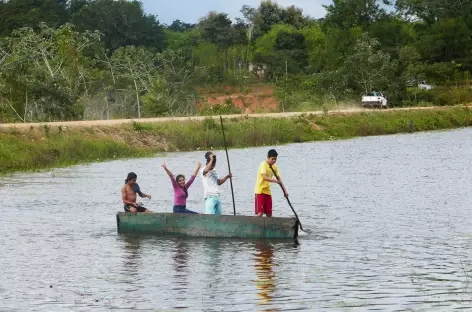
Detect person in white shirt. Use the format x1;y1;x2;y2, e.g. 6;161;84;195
200;151;232;215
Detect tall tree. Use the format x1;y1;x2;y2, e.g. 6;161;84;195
71;0;165;52
343;35;399;93
396;0;472;25
0;0;70;37
241;1;311;37
198;12;234;49
323;0;384;30
253;24;308;79
109;45;157;118
167;20;195;32
0;23;101;121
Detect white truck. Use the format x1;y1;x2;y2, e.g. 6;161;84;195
418;81;433;90
361;92;388;109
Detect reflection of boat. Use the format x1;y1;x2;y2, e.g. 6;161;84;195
254;242;276;306
116;212;299;239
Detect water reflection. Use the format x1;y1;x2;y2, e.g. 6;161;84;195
3;128;472;311
172;239;190;275
202;239;224;306
120;235;142;278
171;239;190;309
254;241;277;307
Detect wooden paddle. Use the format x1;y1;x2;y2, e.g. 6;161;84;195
219;116;236;216
269;165;305;233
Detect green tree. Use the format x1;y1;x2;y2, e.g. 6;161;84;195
414;18;472;64
301;24;328;72
323;0;385;30
142;50;200;116
253;24;308;79
0;0;70;37
167;19;195;32
109;46;157;118
368;16;415;58
197;12;234;49
0;23;101;121
395;0;472;25
71;0;165;52
242;1;310;36
343;35;399;93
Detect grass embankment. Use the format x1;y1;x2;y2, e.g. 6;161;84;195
1;106;471;174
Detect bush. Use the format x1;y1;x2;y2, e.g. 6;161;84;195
405;86;472;106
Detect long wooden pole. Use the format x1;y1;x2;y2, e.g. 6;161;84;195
269;165;305;232
220;116;236;216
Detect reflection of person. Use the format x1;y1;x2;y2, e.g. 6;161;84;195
170;239;191;309
121;235;142;278
172;240;189;274
254;241;276;305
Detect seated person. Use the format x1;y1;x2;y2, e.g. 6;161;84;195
121;172;152;213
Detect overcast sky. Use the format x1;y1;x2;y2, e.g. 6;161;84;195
140;0;332;25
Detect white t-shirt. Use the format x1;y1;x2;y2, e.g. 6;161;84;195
200;168;219;198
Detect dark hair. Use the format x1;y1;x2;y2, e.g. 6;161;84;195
176;174;188;197
267;149;278;158
125;172;137;183
205;151;216;165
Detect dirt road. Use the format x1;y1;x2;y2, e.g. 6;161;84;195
0;106;454;129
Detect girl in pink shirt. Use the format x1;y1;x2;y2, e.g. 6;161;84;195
162;161;202;214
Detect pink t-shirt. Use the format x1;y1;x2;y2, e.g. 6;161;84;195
168;174;195;206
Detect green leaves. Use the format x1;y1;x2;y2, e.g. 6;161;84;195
71;0;165;52
0;23;101;121
1;0;472;121
344;35;398;93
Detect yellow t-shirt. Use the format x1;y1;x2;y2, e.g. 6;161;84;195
254;161;280;195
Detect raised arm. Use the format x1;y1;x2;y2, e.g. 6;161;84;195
202;154;215;176
186;161;202;188
193;161;202;177
162;161;177;187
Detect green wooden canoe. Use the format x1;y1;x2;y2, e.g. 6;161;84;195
116;212;299;239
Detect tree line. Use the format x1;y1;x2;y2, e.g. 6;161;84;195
0;0;471;122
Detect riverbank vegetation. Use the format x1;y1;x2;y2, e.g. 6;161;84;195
1;0;472;122
1;107;471;174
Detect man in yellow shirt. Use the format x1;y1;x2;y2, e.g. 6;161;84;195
254;149;288;217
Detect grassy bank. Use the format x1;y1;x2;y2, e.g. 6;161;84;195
1;106;471;174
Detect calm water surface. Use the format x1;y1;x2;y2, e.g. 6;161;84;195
1;128;472;311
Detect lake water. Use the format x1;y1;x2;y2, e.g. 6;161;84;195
1;128;472;311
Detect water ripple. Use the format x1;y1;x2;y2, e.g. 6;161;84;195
2;128;472;310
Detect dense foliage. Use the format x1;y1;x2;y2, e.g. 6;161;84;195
1;0;471;121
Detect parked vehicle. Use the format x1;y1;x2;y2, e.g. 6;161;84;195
361;92;388;109
418;81;433;90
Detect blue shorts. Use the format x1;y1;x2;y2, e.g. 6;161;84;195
173;205;198;214
205;196;221;215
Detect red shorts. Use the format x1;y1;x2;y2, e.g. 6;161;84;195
255;194;272;216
